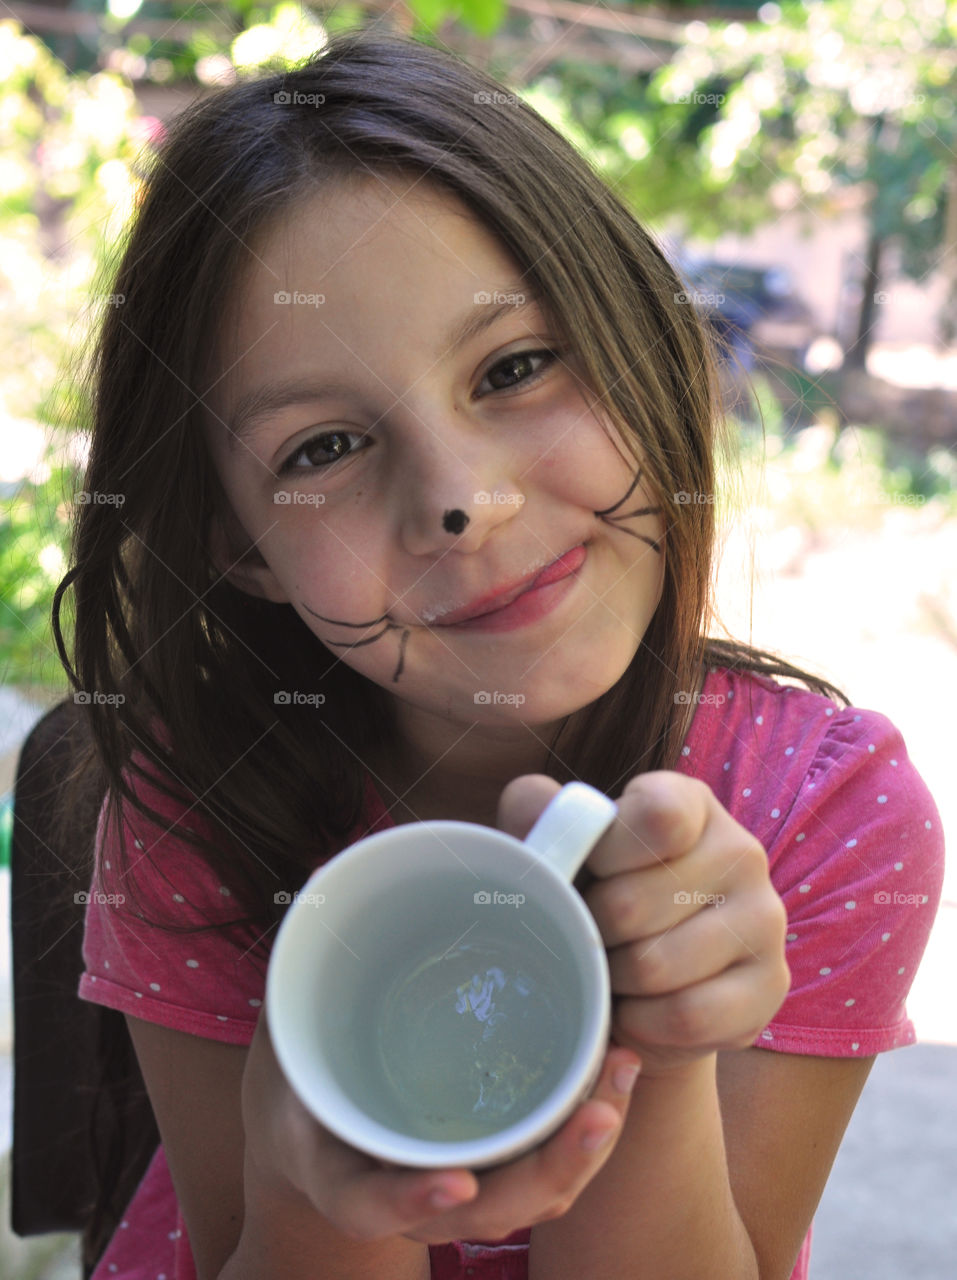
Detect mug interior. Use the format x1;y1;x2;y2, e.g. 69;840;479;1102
267;822;609;1167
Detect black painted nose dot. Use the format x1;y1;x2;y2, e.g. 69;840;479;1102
442;508;469;535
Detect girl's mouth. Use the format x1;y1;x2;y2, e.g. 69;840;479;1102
441;544;587;633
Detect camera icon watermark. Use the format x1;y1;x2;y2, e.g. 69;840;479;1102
473;889;526;907
474;690;526;706
274;890;326;906
874;890;928;906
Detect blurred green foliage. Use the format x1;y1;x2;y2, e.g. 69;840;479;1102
408;0;506;38
0;468;75;688
0;19;149;689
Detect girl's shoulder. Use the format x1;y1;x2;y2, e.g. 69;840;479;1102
683;667;945;1057
683;664;907;796
679;666;940;842
94;746;238;911
79;748;269;1044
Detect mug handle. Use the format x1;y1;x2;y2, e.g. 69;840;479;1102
521;781;618;883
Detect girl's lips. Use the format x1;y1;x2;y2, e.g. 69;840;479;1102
445;544;587;633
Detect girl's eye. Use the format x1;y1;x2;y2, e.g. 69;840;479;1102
479;348;559;394
279;431;367;473
278;348;559;473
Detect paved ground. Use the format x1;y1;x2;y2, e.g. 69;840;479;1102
811;1043;957;1279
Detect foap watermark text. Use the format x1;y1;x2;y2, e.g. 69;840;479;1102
474;889;526;907
275;491;325;505
674;890;726;907
475;690;526;706
274;290;324;307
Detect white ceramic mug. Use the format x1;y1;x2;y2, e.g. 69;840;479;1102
266;780;618;1169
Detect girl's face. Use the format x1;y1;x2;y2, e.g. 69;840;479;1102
205;172;666;734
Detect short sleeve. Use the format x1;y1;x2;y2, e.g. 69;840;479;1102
753;706;945;1057
78;756;268;1045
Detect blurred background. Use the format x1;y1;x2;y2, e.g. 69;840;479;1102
0;1;954;1276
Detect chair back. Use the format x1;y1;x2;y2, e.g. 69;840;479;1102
10;699;159;1274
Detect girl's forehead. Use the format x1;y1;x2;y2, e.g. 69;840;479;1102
204;172;529;425
232;175;520;331
212;173;512;362
262;170;482;259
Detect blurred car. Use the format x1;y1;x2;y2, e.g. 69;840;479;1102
674;258;819;372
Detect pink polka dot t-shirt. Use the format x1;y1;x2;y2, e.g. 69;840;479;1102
78;668;945;1280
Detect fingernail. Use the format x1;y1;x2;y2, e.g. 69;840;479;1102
613;1064;641;1095
429;1187;463;1210
581;1126;615;1151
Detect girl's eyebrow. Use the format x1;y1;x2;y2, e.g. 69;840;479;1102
225;282;543;451
226;376;356;452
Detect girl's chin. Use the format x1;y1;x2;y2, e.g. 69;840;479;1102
397;684;594;729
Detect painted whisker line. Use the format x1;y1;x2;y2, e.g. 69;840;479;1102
594;464;646;515
594;466;664;554
609;505;662;520
319;625;394;648
301;606;390;629
615;528;664;552
301;603;410;683
393;627;410;681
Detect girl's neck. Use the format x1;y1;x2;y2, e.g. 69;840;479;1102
366;719;556;829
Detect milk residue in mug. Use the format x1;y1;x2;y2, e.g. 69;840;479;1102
375;937;576;1142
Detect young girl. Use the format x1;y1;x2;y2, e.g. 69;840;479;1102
55;28;944;1280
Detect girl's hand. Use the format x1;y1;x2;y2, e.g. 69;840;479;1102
580;770;791;1078
241;1009;640;1245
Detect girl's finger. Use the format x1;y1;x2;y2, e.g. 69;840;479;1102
612;958;790;1058
530;1044;640;1172
587;773;713;879
585;820;761;947
585;857;702;945
605;897;755;997
321;1160;479;1242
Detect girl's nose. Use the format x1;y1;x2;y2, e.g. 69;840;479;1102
392;408;526;557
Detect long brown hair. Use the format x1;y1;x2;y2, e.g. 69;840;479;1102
53;28;845;934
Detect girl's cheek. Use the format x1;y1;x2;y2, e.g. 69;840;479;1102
279;527;383;616
536;418;637;506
